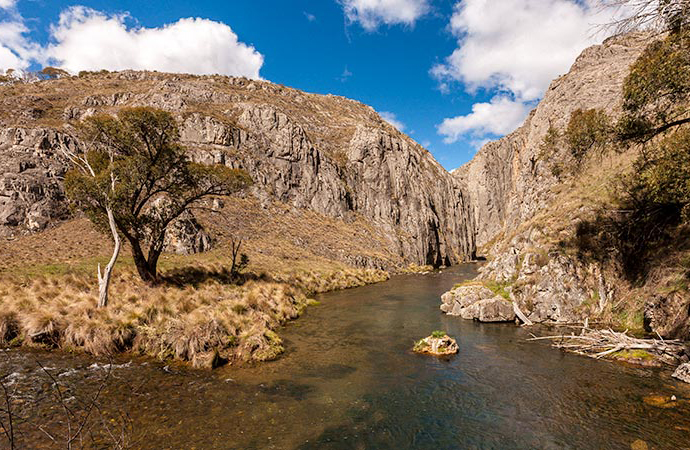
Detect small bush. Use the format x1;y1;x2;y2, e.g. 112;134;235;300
431;330;446;338
565;108;611;165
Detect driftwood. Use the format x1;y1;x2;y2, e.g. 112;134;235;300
528;328;686;364
512;302;533;326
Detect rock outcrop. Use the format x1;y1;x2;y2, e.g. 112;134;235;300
455;33;652;247
444;33;659;326
440;284;516;322
0;128;71;236
673;363;690;384
413;333;459;355
0;71;476;268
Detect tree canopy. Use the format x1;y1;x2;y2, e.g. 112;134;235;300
618;29;690;141
565;108;612;163
65;107;252;283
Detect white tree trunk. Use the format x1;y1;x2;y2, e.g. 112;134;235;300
97;206;121;308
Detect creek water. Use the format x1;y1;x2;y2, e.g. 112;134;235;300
2;264;690;449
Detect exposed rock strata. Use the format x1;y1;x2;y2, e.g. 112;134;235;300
455;33;652;247
0;72;476;268
446;33;659;326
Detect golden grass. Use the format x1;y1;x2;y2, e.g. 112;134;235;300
0;197;392;368
0;264;388;368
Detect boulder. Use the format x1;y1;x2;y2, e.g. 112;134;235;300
440;284;516;323
163;211;213;255
477;297;516;322
413;333;458;356
672;363;690;384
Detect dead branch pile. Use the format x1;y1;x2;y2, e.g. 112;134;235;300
528;328;686;364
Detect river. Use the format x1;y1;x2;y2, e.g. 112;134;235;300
2;264;689;449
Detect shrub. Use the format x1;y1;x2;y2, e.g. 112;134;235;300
619;30;690;141
573;129;690;281
565;108;611;164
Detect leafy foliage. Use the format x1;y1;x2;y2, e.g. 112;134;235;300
65;107;252;282
538;125;566;179
565;108;612;164
622;128;690;221
618;30;690;141
574;129;690;281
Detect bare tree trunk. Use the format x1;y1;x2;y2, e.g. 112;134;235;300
513;302;533;326
97;206;121;308
230;238;242;276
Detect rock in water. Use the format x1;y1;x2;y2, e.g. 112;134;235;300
672;363;690;384
413;332;458;356
440;284;516;322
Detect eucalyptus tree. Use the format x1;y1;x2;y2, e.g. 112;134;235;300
65;107;251;294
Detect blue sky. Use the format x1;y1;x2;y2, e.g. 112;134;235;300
0;0;616;170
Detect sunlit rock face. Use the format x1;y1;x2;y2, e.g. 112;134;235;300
0;71;476;268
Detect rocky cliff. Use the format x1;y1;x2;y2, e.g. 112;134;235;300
0;71;475;269
456;33;651;248
448;33;687;329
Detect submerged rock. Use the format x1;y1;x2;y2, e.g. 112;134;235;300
413;332;458;356
441;284;516;323
672;363;690;384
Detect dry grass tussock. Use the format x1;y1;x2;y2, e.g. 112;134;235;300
0;271;288;365
0;266;387;368
0;208;390;368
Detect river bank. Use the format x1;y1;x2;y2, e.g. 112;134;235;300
0;219;390;368
2;264;690;449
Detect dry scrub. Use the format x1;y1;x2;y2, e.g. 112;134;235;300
0;264;388;368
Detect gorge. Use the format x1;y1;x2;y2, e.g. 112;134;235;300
1;19;690;449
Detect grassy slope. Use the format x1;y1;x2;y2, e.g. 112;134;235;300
0;197;395;368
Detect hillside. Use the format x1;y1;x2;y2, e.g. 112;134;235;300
0;72;476;367
452;31;690;344
0;71;475;269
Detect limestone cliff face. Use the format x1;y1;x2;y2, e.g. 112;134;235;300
451;33;655;325
0;72;475;268
456;33;651;247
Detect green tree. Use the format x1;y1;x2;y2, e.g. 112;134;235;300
565;108;611;164
65;107;252;285
618;30;690;141
621;128;690;221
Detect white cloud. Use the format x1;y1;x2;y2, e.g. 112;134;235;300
341;0;429;30
0;15;38;71
0;0;17;10
0;6;264;78
304;12;317;22
43;7;263;78
380;111;405;131
434;0;623;144
437;96;531;144
432;0;614;102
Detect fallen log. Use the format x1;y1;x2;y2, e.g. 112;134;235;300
527;328;686;365
512;302;533;326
